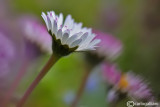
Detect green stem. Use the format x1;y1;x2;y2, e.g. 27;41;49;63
17;54;60;107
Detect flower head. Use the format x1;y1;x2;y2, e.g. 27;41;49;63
21;17;52;54
0;32;16;104
121;72;152;100
93;30;123;60
41;11;100;56
102;63;121;85
0;32;15;78
102;63;152;101
116;72;152;100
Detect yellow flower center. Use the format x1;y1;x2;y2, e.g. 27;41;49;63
118;74;129;90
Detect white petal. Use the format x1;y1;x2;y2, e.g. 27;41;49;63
47;16;52;31
76;47;95;51
86;28;92;36
66;32;83;45
76;32;88;47
81;27;88;33
70;39;82;48
63;15;71;25
50;11;56;19
53;20;57;35
89;39;101;47
61;33;69;44
47;12;54;33
41;12;49;30
80;34;96;48
71;23;82;35
63;15;74;29
80;32;88;41
57;13;63;28
64;29;70;35
57;29;62;39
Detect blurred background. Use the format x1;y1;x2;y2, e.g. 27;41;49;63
0;0;160;107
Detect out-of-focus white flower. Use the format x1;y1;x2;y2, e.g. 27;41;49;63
42;11;100;56
0;32;16;104
22;18;52;54
0;32;15;78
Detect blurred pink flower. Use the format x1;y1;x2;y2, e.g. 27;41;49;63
93;30;123;60
102;63;121;85
0;31;17;104
20;17;52;54
124;72;152;100
102;63;152;101
0;18;46;106
0;32;15;78
116;72;152;100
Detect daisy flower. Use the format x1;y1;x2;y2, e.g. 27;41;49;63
21;17;52;54
102;63;152;101
17;11;100;106
118;72;152;100
0;32;15;78
41;11;100;56
0;32;16;105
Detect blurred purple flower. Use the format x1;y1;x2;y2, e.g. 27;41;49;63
124;72;152;100
102;63;121;85
102;63;153;101
19;17;52;54
0;17;47;106
0;32;15;78
0;31;17;104
93;30;123;60
23;39;42;60
116;72;152;100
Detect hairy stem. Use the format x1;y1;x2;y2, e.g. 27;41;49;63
17;54;60;107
